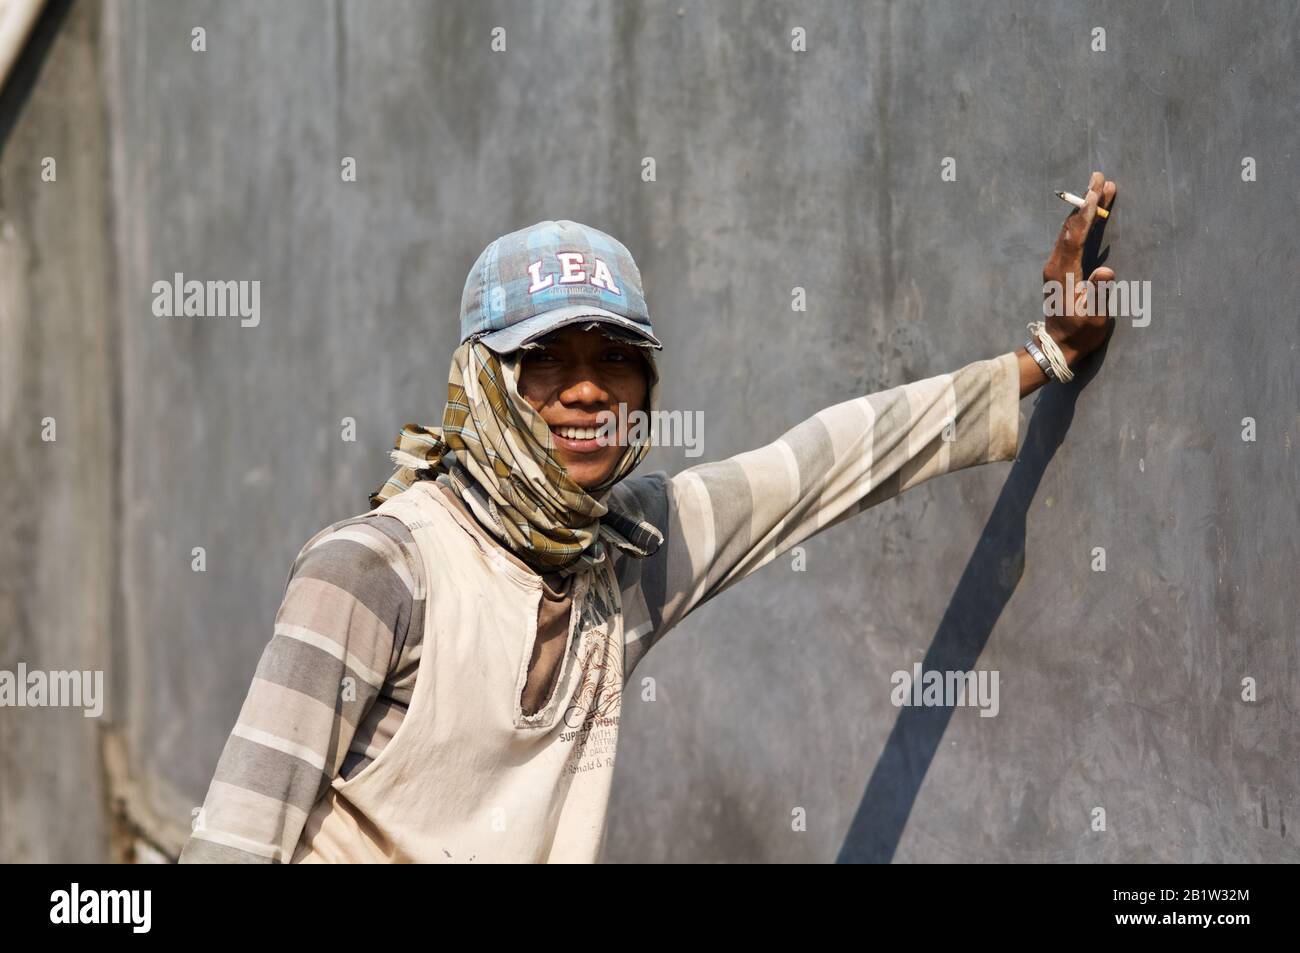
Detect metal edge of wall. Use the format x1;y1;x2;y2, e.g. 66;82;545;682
96;0;192;863
0;0;49;92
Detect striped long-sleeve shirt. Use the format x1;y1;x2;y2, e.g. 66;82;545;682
177;511;426;862
178;350;1020;863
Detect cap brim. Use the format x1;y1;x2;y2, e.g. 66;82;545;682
474;305;662;353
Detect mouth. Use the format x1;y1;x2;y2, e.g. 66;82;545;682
549;422;614;455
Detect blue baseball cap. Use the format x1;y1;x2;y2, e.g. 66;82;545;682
459;219;663;353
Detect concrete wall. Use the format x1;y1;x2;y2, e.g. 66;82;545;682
0;0;116;863
1;0;1295;862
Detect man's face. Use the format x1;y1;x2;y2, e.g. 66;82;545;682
516;324;650;490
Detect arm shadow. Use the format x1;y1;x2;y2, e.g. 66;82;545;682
836;331;1112;863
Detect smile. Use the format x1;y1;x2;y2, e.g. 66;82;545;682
549;424;613;455
554;426;600;439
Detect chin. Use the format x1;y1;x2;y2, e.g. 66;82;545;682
571;472;607;491
567;460;618;490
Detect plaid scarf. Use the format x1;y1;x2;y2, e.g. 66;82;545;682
369;339;664;577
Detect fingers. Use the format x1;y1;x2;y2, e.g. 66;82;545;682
1101;179;1117;210
1081;170;1119;230
1052;170;1117;272
1069;264;1111;315
1065;170;1103;231
1083;189;1099;227
1083;266;1116;317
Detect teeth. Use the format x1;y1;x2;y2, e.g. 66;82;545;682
556;426;599;440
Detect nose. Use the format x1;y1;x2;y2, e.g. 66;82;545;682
557;370;613;407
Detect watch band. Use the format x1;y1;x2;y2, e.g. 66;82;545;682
1025;337;1057;382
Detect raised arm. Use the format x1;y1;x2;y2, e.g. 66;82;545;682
614;350;1021;664
178;516;419;863
615;172;1118;668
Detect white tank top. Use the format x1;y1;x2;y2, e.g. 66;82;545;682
291;478;627;863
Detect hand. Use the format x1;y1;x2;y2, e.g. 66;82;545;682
1040;170;1118;366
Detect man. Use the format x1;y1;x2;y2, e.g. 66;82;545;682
180;173;1117;862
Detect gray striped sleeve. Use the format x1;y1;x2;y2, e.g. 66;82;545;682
178;514;422;863
618;351;1020;666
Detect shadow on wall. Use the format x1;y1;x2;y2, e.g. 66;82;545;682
0;0;74;156
839;216;1116;863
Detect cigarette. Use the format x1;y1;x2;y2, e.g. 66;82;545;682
1055;190;1109;219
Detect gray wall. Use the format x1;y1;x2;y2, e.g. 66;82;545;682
1;0;1295;863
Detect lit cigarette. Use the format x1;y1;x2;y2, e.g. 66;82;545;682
1055;190;1109;219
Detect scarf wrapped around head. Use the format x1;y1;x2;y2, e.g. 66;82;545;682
369;337;664;577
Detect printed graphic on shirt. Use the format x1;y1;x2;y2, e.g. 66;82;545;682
560;567;622;776
572;564;614;654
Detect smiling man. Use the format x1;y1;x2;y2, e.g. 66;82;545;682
181;189;1116;863
518;324;652;488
